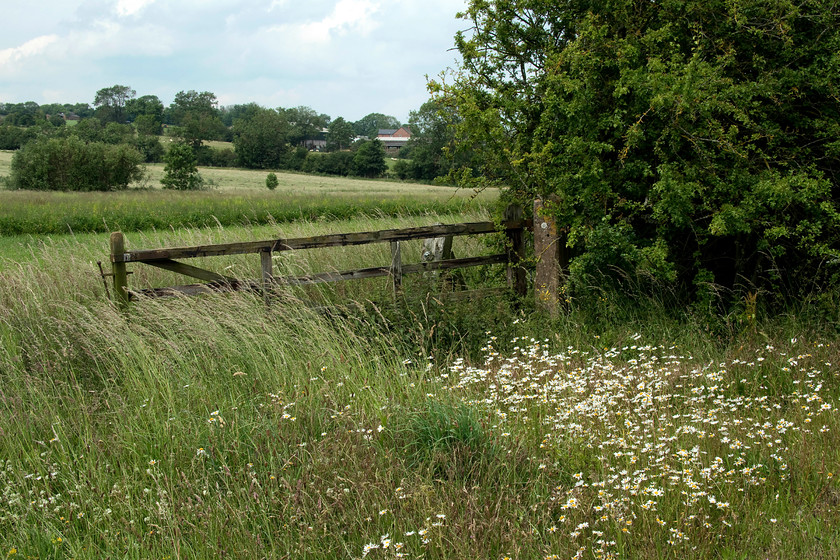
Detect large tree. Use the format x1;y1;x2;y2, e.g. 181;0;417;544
169;90;226;150
326;117;355;151
94;85;136;124
440;0;840;303
400;98;467;181
232;107;291;169
126;95;165;134
281;106;329;147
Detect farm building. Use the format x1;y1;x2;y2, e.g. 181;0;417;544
377;126;412;151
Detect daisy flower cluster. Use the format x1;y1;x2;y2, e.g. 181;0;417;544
441;335;838;558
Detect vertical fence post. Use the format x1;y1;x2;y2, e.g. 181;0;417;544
504;204;527;298
260;249;273;303
110;232;130;311
533;198;567;315
390;241;402;296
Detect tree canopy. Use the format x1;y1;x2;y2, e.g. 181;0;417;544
327;117;355;151
232;107;291;169
353;113;400;139
352;139;388;178
169;90;226;149
398;98;467;182
438;0;840;304
94;85;136;124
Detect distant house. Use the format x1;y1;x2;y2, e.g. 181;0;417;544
377;127;412;151
303;128;329;151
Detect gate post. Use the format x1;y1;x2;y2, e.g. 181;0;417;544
533;198;567;315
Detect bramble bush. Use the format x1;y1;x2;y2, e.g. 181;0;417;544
441;0;840;308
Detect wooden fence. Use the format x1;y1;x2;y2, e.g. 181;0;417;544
109;205;532;309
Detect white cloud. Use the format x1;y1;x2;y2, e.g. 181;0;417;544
115;0;156;18
0;35;60;69
63;19;174;58
269;0;382;46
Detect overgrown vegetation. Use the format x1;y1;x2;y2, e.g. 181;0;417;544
0;223;838;558
440;0;840;309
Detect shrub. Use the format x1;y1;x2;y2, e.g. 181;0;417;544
211;148;237;168
131;135;165;163
352;139;387;178
0;125;36;150
160;142;203;190
7;136;143;191
266;172;278;190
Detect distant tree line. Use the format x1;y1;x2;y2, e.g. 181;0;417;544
1;85;459;191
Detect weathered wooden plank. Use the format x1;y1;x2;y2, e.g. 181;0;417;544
260;250;273;283
144;259;237;283
110;232;130;310
504;205;527;297
132;254;510;297
113;220;529;263
402;253;507;274
278;254;507;286
391;241;402;295
130;279;260;299
276;266;392;285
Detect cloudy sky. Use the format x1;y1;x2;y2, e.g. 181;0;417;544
0;0;469;123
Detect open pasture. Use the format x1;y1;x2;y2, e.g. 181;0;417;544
0;154;494;241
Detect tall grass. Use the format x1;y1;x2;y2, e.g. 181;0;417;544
1;216;839;558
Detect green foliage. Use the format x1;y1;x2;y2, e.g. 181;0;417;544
6;136;143;191
133;114;162;136
131;134;165;163
1;101;40;126
395;399;495;480
169;90;227;150
280;106;328;147
93;84;135;124
302;151;355;176
160;142;203;190
352;139;388;178
285;145;309;171
70;118;104;143
126;94;164;130
327;116;355;151
400;98;467;182
101;122;134;144
195;145;238;168
0;124;36;150
232;107;290;169
266;172;278;190
442;0;840;306
352;112;400;138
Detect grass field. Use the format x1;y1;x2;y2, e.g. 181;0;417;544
0;151;494;241
1;155;839;558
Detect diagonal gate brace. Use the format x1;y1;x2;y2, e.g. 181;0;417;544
144;259;238;284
